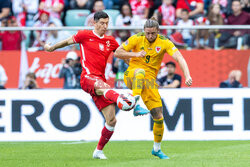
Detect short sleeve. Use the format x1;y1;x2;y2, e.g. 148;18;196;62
165;39;178;56
112;38;119;52
122;35;137;51
72;30;86;43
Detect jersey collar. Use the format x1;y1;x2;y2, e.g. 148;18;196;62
92;30;104;39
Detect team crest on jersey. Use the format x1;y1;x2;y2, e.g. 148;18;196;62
155;46;161;53
99;43;104;51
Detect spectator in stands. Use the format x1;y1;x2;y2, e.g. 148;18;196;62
67;0;94;9
219;70;243;88
73;55;82;89
45;22;74;51
103;0;120;9
39;0;64;26
12;0;39;27
0;64;8;89
59;51;78;89
176;0;204;19
176;9;194;49
0;0;11;26
0;16;23;50
129;0;150;20
157;0;175;26
115;3;142;27
85;0;113;26
212;0;228;14
194;16;210;49
218;0;250;49
22;72;39;89
241;0;250;13
157;61;182;88
32;10;50;49
207;3;224;48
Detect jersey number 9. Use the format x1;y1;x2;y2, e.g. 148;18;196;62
145;55;150;63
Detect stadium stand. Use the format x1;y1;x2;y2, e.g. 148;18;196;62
65;9;90;26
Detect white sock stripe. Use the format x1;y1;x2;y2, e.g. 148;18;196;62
105;123;114;131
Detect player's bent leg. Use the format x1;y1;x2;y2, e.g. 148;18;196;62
132;68;145;97
133;95;150;116
93;104;116;159
132;69;150;116
94;79;136;111
150;107;169;159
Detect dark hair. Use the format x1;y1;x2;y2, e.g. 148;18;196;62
166;61;176;68
94;11;109;22
232;0;241;3
144;17;159;29
120;3;133;17
26;72;36;80
181;9;189;14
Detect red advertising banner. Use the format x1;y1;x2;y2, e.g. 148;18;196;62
0;50;249;88
165;50;250;87
0;51;21;88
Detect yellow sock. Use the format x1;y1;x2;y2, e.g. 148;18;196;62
132;69;145;96
153;118;164;143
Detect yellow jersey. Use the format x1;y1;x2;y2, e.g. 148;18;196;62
122;32;178;78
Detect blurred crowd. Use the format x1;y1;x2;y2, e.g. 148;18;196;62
0;0;249;51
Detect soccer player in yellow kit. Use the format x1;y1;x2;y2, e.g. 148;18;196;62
114;18;192;159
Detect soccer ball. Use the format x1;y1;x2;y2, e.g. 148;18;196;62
117;93;136;111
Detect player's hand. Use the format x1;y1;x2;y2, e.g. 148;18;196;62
185;76;192;86
44;43;54;52
135;51;146;57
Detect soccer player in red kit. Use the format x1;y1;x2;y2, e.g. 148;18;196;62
44;11;143;159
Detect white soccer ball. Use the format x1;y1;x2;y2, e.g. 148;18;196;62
117;93;136;111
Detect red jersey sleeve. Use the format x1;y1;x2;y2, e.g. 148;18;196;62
72;30;87;43
112;38;119;52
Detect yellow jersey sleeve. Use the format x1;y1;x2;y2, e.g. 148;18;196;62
164;39;178;56
122;35;138;51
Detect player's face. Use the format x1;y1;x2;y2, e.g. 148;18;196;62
144;27;159;43
94;18;109;35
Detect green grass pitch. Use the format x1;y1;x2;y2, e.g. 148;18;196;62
0;141;249;167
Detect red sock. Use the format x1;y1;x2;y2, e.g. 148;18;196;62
104;90;119;103
97;126;114;150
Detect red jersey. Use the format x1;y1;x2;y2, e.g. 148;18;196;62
0;31;22;50
72;30;119;78
176;0;203;11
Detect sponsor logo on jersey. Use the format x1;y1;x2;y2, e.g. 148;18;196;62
89;39;94;41
99;44;104;51
155;46;161;53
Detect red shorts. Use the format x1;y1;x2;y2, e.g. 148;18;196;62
80;74;113;111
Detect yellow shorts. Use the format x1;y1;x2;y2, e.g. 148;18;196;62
124;67;162;111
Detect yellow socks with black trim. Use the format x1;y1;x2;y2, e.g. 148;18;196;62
132;70;145;96
153;118;164;152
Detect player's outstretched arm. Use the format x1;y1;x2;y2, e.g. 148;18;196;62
44;36;75;52
172;51;192;86
114;45;146;59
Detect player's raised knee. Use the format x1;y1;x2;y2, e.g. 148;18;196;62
135;68;145;76
107;117;117;127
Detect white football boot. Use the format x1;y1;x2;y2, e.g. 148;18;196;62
93;148;107;159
